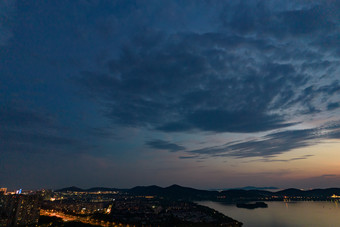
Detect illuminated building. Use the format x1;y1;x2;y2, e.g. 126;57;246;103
0;194;41;226
0;188;7;195
38;189;53;201
0;193;9;226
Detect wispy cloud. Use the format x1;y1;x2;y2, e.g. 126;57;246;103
146;139;185;152
186;123;340;158
254;155;314;163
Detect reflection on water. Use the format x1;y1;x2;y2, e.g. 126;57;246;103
198;200;340;227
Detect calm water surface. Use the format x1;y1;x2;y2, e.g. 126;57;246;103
198;200;340;227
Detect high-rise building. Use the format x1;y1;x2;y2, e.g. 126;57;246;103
0;194;41;226
0;193;9;226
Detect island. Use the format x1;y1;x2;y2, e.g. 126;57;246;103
236;202;268;209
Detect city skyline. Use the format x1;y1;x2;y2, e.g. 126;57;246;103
1;0;340;190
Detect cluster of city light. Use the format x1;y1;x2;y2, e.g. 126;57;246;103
331;194;340;198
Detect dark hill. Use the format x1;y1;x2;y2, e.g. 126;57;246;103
163;184;217;200
275;188;305;196
129;184;216;200
86;187;121;192
305;188;340;197
220;189;273;200
56;186;85;192
130;185;163;195
55;185;340;201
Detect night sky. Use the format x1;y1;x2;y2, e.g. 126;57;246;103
1;0;340;190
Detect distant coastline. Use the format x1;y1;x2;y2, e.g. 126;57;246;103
55;185;340;202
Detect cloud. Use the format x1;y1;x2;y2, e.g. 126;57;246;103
1;0;340;189
78;30;324;133
186;123;340;158
255;155;314;163
327;102;340;111
188;110;295;133
159;109;296;133
74;0;340;157
221;1;337;37
178;155;200;159
146;139;185;152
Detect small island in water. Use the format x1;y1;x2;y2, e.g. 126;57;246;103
236;202;268;209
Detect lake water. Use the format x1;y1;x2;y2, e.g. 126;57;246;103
198;200;340;227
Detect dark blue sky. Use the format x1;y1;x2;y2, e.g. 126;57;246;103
1;0;340;190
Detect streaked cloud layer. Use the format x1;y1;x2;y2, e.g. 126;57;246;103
1;0;340;189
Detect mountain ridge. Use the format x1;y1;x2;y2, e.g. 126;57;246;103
56;184;340;200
